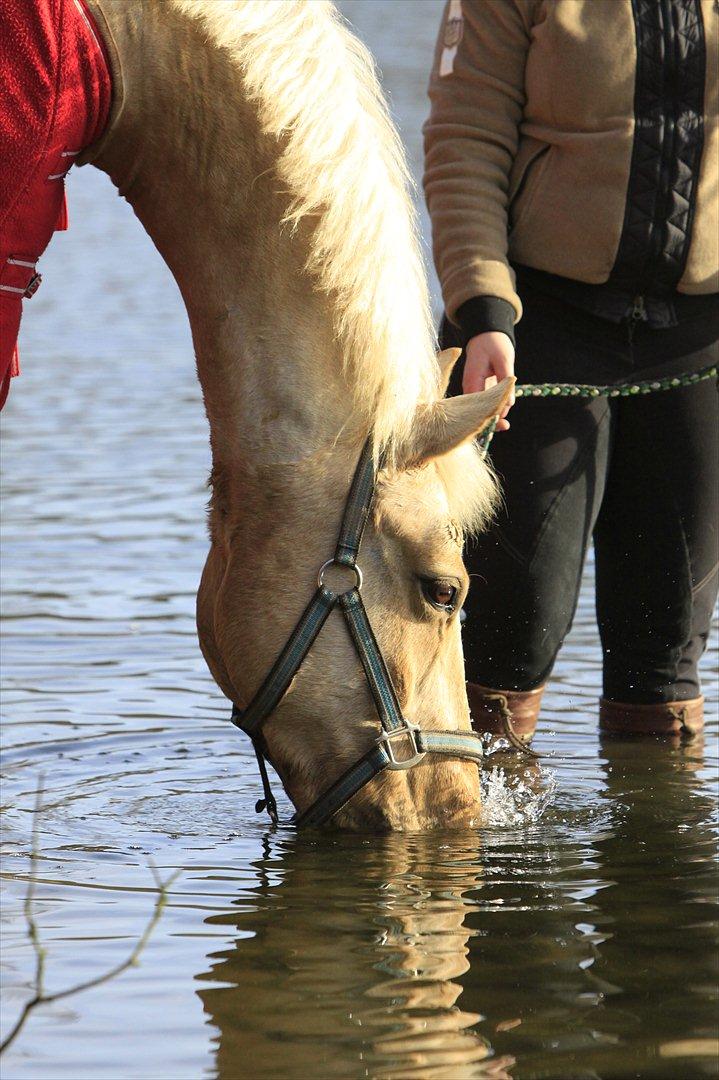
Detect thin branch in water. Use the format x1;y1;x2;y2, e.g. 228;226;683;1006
1;780;180;1056
23;776;47;1005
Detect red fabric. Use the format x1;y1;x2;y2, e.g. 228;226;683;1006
0;0;111;409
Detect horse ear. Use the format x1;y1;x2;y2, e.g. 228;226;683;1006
437;347;462;395
403;377;515;467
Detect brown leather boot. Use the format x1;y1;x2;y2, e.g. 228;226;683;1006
599;697;704;737
467;682;545;744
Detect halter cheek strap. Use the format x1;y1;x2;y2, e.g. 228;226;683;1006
230;438;486;828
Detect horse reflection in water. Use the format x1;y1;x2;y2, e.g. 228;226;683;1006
191;738;718;1078
195;835;514;1079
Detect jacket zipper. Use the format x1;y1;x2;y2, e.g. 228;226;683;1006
627;294;648;341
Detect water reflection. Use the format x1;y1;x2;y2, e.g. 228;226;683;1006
462;736;719;1079
578;735;719;1078
197;833;514;1079
194;736;718;1080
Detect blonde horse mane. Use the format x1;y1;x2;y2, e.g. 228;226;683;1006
172;0;495;532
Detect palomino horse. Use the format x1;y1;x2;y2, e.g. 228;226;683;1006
73;0;512;828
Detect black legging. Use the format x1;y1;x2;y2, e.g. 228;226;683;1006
443;288;719;703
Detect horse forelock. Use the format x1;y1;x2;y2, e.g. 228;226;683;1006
170;1;438;450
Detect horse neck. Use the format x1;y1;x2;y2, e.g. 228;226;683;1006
87;0;362;470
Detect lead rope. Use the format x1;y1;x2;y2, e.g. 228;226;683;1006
477;363;717;456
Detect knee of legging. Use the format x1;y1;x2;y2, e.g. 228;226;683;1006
462;623;560;691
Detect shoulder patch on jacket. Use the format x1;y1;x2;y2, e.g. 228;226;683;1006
440;0;463;76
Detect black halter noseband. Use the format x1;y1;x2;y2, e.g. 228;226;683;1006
230;438;486;827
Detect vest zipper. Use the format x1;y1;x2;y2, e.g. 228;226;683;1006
627;294;648;341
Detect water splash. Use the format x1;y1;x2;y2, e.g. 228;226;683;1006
480;763;557;827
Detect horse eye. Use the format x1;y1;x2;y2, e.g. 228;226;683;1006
421;579;458;611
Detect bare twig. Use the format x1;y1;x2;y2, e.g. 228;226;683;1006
1;780;180;1055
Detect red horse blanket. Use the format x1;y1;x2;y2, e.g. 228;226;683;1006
0;0;111;409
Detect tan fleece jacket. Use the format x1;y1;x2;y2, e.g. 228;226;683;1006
423;0;719;326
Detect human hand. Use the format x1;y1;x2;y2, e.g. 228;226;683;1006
463;332;516;430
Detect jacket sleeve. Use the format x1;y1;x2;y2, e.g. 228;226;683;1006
423;0;535;329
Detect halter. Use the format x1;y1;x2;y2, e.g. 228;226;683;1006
230;438;486;828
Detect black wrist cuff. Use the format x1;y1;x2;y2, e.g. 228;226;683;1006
455;296;516;347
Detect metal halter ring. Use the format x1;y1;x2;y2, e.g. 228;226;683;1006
379;723;426;770
317;559;363;594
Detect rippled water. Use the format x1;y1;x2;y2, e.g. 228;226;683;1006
1;3;717;1078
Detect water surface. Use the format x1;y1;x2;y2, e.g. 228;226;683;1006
1;3;717;1077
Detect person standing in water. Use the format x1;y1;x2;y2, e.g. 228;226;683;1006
424;0;718;740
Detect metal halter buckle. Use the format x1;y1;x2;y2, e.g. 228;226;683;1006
317;559;363;594
379;722;426;770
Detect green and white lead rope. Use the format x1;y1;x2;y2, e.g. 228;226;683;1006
478;362;717;455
